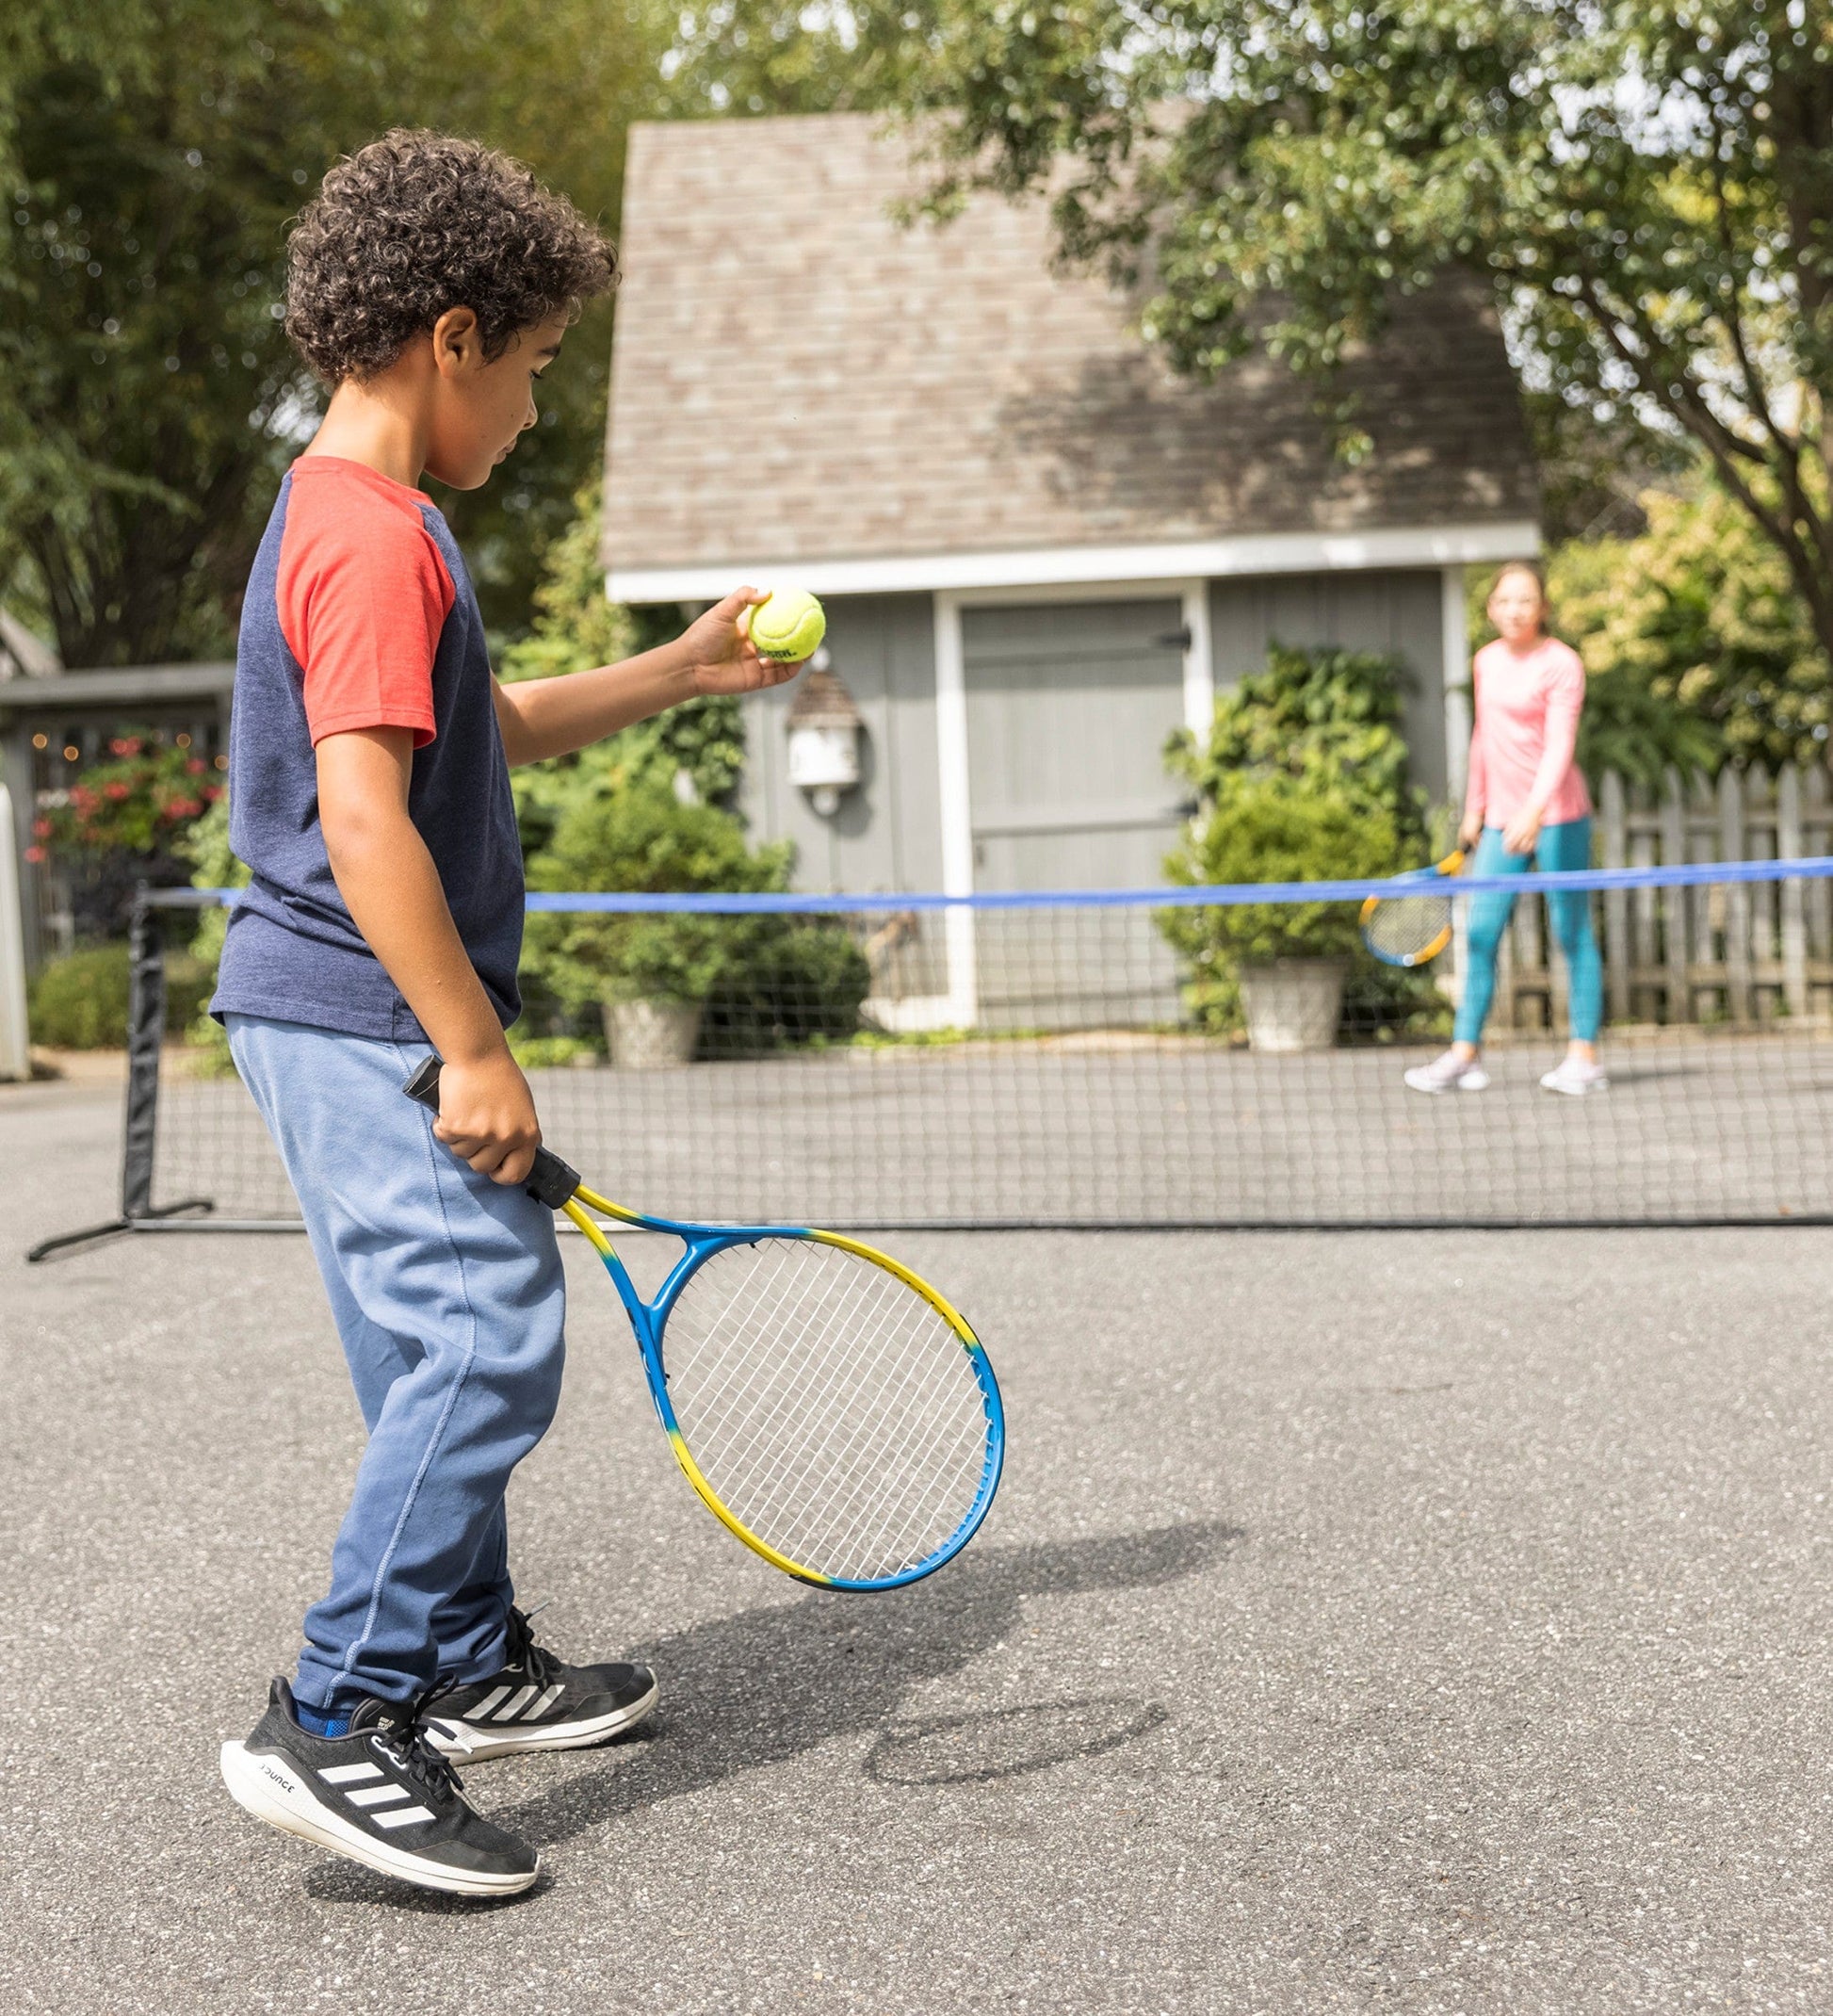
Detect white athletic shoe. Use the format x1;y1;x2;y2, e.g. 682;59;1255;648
1403;1051;1490;1095
1539;1058;1608;1097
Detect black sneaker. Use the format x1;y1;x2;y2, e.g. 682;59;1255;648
422;1605;658;1762
219;1678;540;1897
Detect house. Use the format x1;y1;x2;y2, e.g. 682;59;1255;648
600;112;1538;1018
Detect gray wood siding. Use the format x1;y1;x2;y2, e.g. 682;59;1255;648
739;593;940;892
961;597;1188;892
1208;568;1449;797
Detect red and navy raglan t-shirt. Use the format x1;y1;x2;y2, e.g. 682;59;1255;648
211;457;524;1041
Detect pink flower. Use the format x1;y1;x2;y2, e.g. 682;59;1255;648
186;757;207;775
24;844;44;864
105;782;130;802
31;818;51;839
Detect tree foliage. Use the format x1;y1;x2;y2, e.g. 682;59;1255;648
0;0;663;665
786;0;1832;668
501;487;747;867
1550;482;1826;773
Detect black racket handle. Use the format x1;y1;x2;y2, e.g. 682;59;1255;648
400;1054;581;1211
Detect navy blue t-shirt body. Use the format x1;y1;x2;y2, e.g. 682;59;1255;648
212;457;524;1043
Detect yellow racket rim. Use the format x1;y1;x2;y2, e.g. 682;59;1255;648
1359;849;1463;963
561;1194;835;1583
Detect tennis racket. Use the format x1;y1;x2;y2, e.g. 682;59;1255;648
1359;850;1464;967
403;1057;1004;1592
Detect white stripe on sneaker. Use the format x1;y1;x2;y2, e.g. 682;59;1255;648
493;1684;541;1721
347;1785;412;1808
371;1805;435;1829
317;1763;384;1784
467;1685;512;1720
529;1683;566;1717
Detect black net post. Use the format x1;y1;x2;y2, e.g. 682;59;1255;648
26;884;214;1260
120;883;164;1219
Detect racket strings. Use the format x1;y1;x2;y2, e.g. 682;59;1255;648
682;1251;969;1564
673;1250;974;1574
1365;888;1452;963
662;1238;990;1583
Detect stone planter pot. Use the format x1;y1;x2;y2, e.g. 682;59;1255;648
1238;958;1346;1054
603;997;704;1069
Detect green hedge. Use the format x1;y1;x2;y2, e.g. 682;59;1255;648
27;943;213;1049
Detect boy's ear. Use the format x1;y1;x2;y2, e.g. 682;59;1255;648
430;306;483;377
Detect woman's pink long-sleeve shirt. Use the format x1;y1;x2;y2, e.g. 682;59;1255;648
1463;635;1592;830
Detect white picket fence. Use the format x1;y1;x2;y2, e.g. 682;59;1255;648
1486;764;1833;1032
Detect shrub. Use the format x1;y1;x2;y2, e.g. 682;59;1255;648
1165;642;1426;838
1160;642;1436;1039
524;784;871;1052
525;784;788;1012
173;795;248;1070
504;487;746;865
703;923;872;1051
28;942;212;1049
1160;777;1411;1032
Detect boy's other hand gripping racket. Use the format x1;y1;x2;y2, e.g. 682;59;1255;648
1359;850;1464;967
403;1057;1003;1591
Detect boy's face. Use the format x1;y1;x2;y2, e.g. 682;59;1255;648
424;310;570;491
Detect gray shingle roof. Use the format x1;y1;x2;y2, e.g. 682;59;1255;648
602;112;1537;577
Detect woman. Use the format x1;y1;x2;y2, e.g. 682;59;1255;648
1404;561;1606;1097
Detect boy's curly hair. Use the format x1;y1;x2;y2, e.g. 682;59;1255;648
286;130;617;382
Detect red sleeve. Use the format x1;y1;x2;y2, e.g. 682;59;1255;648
275;471;455;748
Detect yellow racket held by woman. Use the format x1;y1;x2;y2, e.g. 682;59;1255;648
1360;850;1465;967
404;1058;1004;1591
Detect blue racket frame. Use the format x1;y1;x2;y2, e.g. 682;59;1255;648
1359;849;1465;967
568;1195;1007;1591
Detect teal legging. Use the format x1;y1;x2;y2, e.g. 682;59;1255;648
1454;818;1602;1047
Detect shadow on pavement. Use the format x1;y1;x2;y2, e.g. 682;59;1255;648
301;1519;1237;1909
505;1518;1237;1845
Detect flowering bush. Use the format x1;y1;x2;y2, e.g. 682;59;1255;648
38;730;224;864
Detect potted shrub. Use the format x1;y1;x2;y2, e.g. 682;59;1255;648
1160;775;1407;1051
525;785;787;1067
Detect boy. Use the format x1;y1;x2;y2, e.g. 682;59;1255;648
213;129;802;1897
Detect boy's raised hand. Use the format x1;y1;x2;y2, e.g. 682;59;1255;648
679;588;807;695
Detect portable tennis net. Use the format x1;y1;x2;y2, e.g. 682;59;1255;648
28;857;1833;1259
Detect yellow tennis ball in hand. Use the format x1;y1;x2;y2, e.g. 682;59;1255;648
747;588;826;662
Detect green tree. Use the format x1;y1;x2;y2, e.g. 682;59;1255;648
0;0;665;665
831;0;1833;671
1550;484;1825;772
501;486;747;866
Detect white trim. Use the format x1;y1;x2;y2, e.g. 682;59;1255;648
0;782;28;1082
1440;564;1472;806
1441;562;1473;1008
1179;580;1213;737
606;521;1542;605
932;592;979;1026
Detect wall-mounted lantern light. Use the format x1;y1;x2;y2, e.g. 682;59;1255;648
786;651;864;818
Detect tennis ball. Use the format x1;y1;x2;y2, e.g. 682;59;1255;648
747;588;826;662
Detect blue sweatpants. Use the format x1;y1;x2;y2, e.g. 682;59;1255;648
1454;818;1603;1047
228;1014;566;1712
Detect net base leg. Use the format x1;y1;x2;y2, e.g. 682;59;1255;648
26;1196;213;1262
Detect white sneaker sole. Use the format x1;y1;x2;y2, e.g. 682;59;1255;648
1403;1069;1489;1095
1541;1075;1607;1097
423;1677;659;1761
219;1740;538;1897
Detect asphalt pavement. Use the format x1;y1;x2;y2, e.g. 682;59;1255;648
4;1073;1833;2013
